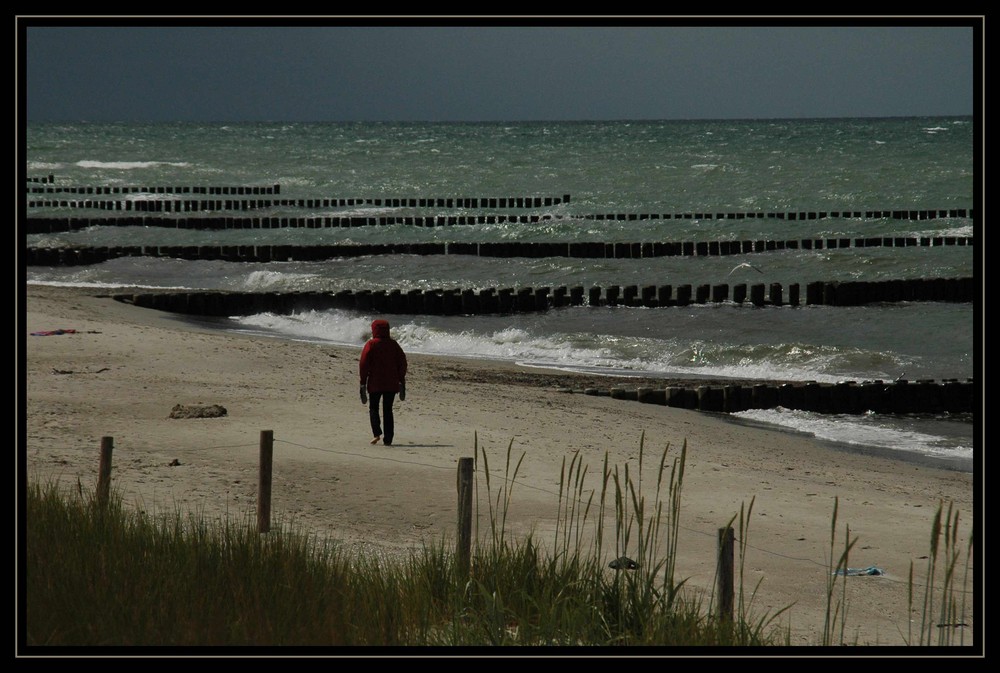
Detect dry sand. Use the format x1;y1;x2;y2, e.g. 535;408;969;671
21;284;978;648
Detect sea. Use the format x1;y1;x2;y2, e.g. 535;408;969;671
22;118;978;472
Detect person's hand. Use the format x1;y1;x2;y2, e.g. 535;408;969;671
360;385;367;404
399;381;406;401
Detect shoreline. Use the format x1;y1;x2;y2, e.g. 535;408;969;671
182;302;974;475
719;412;973;474
21;283;978;647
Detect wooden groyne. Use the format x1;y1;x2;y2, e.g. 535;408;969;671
22;235;973;265
587;378;974;415
23;207;971;230
24;193;570;210
24;182;972;222
108;278;974;325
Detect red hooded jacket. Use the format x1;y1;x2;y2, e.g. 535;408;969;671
359;319;408;393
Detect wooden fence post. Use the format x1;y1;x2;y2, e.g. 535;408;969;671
258;430;273;534
717;526;735;622
97;436;113;505
456;457;474;576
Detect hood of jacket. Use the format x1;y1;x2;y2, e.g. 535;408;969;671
371;319;391;339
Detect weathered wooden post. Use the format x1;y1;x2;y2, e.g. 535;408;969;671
457;457;474;577
258;430;273;534
717;526;735;622
97;436;113;506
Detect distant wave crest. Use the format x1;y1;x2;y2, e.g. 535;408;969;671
75;160;191;169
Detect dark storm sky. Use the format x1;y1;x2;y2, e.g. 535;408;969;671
21;21;977;122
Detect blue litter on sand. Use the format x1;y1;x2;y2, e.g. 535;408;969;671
834;565;885;576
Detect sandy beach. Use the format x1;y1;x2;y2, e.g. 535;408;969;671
21;283;977;648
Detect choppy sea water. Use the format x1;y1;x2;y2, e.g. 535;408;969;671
24;118;977;470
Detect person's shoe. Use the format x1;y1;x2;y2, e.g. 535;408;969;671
370;436;381;445
383;440;393;446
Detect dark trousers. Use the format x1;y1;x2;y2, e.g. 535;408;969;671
369;391;397;444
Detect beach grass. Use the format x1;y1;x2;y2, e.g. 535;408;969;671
23;436;970;648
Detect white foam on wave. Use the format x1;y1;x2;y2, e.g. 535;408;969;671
732;407;973;461
75;160;191;170
915;224;974;238
238;269;318;292
399;325;824;380
229;309;847;383
232;310;375;346
26;279;190;291
233;311;582;358
274;176;313;188
125;193;183;201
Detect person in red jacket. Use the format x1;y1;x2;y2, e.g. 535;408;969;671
359;319;408;446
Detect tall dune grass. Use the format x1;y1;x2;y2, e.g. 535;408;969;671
907;500;973;647
23;435;972;648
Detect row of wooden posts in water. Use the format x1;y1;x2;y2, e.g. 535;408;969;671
23;234;973;266
23;179;972;223
112;276;974;325
25;180;575;208
24;205;970;225
579;378;973;415
26;196;583;212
